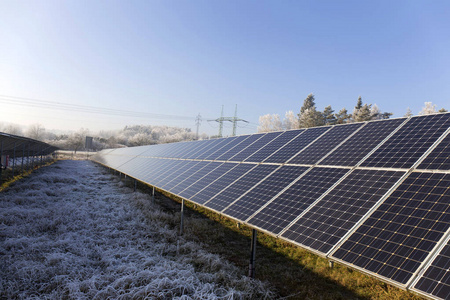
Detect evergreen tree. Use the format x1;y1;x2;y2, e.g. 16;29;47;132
335;108;350;124
298;94;323;128
404;107;413;117
353;104;372;122
355;96;363;110
439;108;448;113
323;105;336;125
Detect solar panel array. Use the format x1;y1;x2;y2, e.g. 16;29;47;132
92;113;450;300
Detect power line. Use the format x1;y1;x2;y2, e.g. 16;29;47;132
0;94;201;121
207;105;249;137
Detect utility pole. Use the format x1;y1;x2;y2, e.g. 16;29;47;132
208;105;249;137
195;113;202;139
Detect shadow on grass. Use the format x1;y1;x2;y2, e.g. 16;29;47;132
119;177;383;300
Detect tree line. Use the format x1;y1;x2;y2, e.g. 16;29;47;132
258;94;448;133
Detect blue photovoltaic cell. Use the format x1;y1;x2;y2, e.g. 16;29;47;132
245;130;304;163
248;167;348;235
319;118;406;167
332;172;450;285
181;139;216;159
229;131;282;162
223;166;308;222
200;136;243;160
413;238;450;300
193;138;229;160
158;160;205;190
101;145;151;169
191;163;256;205
117;157;160;181
264;126;330;164
178;163;237;199
213;135;256;161
288;123;363;165
280;169;405;254
170;162;221;195
205;164;279;212
152;160;191;186
417;133;450;171
361;113;450;169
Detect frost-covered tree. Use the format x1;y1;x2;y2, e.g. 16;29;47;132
1;123;23;136
323;105;336;125
335;108;350;124
439;108;448;113
404;107;413;117
419;102;437;115
27;123;46;141
258;114;283;133
298;94;323;128
284;110;299;130
353;104;372;122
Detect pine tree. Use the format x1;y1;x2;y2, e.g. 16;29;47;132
355;96;363;110
438;108;448;113
298;94;323;128
323;105;336;125
353;104;372;122
335;108;350;124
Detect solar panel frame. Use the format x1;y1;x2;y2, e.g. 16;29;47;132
263;126;331;164
169;162;221;195
416;128;450;171
244;129;305;163
411;231;450;300
287;123;364;165
158;160;207;190
318;118;407;167
192;137;229;160
247;167;350;237
229;131;282;162
330;172;450;286
213;135;257;161
222;166;309;222
361;113;450;169
278;169;406;255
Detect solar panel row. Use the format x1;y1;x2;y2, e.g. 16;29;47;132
92;113;450;300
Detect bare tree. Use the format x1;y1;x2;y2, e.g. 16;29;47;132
27;124;46;140
258;114;283;133
284;111;299;130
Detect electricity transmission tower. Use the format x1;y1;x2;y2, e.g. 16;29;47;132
195;113;202;139
208;105;249;137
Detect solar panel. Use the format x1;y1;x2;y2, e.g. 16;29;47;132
318;118;406;167
191;163;256;205
280;169;405;254
181;139;217;159
287;123;363;165
361;113;450;169
100;146;151;169
247;167;349;236
229;131;282;162
245;130;304;163
412;235;450;300
178;162;237;199
158;160;205;190
193;137;229;160
417;132;450;170
223;166;308;221
263;126;330;164
170;162;221;195
205;164;279;212
213;135;257;161
331;172;450;285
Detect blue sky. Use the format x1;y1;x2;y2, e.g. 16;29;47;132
1;0;449;136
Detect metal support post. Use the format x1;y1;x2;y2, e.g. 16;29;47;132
134;180;137;192
152;186;155;204
21;144;25;174
248;229;257;278
12;142;16;177
180;199;185;236
329;260;334;268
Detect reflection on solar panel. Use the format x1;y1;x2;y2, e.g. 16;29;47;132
92;112;450;300
245;130;304;162
319;118;406;167
249;167;349;235
263;126;329;163
417;132;450;170
413;236;450;300
223;166;308;221
361;113;450;169
179;163;236;199
205;164;279;212
216;134;262;161
280;169;405;253
288;123;363;165
192;163;256;204
230;131;282;162
331;172;450;285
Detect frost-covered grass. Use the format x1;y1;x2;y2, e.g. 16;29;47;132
0;160;274;299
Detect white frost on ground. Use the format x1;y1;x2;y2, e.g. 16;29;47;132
0;160;274;299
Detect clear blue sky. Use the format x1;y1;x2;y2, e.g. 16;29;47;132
1;0;449;136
